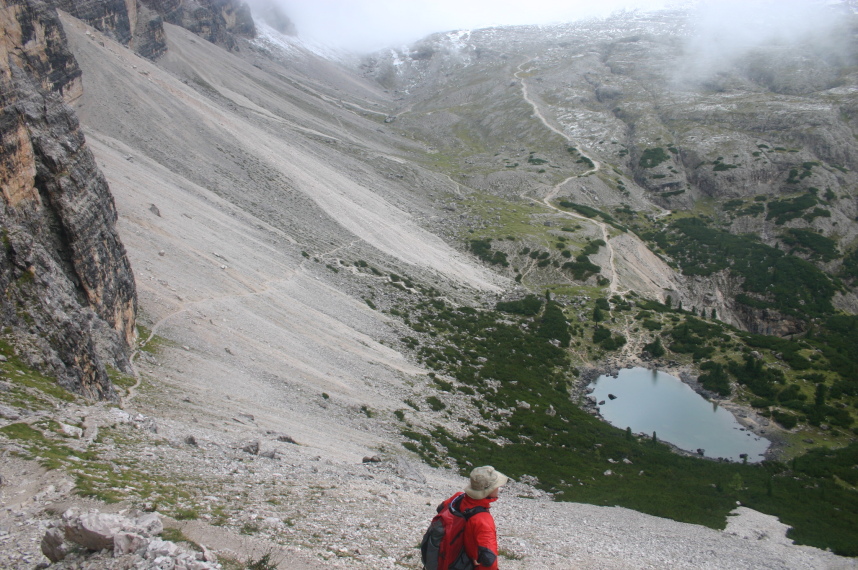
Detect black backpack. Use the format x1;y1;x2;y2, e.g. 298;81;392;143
421;492;487;570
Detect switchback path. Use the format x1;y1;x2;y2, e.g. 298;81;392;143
515;59;623;296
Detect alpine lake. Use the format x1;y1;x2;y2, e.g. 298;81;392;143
588;368;770;463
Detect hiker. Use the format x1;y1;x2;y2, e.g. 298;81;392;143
462;465;507;569
421;465;509;570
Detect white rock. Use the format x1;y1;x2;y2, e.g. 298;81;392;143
131;512;164;537
114;531;149;556
147;538;181;558
58;423;83;439
63;509;126;550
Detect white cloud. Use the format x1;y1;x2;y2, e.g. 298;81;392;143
269;0;676;51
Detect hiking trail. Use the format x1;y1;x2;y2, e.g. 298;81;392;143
515;59;624;296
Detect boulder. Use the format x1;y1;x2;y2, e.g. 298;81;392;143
131;512;164;537
0;404;21;420
147;538;181;559
63;509;126;550
133;414;158;433
60;508;164;552
41;526;68;562
242;440;260;455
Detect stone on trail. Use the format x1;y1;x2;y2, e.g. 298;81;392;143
40;527;68;563
114;531;149;556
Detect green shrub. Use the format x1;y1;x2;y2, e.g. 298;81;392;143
772;410;798;429
427;396;446;411
496;295;543;316
469;239;509;267
639;147;670;169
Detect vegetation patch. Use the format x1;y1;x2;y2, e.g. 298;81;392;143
841;248;858;282
496;295;543;316
712;157;739;172
469;238;510;267
638;147;670;169
642;217;836;316
766;193;818;225
780;229;838;261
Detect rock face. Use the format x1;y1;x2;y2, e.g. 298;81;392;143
1;0;137;398
161;0;255;51
53;0;255;58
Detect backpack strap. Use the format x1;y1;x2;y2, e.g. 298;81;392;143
449;493;489;520
462;506;488;520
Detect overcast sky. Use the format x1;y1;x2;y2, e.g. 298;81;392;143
266;0;845;53
271;0;677;51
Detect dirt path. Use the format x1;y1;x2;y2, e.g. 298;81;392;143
514;59;626;296
515;59;600;177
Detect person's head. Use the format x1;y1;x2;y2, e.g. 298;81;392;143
464;465;509;500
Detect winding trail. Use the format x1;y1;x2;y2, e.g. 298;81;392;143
514;59;624;296
515;59;600;176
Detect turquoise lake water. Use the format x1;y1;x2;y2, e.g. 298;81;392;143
588;367;770;462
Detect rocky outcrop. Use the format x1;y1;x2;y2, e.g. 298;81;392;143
53;0;255;58
1;0;136;398
161;0;255;51
41;508;220;568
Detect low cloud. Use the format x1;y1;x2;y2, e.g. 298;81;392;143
676;0;854;86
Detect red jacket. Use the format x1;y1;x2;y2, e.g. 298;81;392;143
461;495;499;569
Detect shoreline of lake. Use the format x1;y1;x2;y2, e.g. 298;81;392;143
575;357;788;462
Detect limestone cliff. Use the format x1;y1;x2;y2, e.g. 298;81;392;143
1;0;136;399
52;0;254;59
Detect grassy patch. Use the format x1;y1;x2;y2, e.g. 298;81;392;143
136;325;171;354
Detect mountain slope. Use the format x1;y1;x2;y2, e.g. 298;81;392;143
2;4;858;568
363;8;858;333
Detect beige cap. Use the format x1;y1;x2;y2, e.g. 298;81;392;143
464;466;509;499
